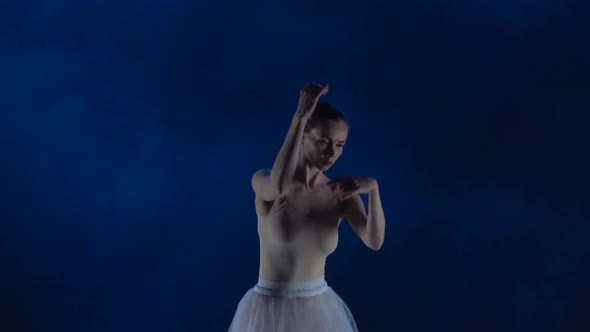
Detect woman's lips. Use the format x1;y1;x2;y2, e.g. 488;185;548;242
323;161;333;166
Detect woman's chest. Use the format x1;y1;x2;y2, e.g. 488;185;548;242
284;185;343;221
258;185;343;245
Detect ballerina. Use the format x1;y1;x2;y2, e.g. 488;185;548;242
229;82;386;331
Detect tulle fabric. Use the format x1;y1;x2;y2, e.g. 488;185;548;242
229;276;358;332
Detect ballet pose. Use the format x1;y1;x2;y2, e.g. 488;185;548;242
229;82;386;331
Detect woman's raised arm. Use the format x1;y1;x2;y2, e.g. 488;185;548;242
267;83;329;196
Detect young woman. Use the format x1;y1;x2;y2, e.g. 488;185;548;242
229;82;386;331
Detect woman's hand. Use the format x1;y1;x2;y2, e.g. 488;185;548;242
329;176;378;201
294;82;329;120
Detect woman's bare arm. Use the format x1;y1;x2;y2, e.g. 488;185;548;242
267;83;329;196
365;185;385;250
268;115;307;196
339;177;386;250
250;114;307;201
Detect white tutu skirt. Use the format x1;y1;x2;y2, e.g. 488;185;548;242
229;275;358;332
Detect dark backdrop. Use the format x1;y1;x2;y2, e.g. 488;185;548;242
1;0;589;331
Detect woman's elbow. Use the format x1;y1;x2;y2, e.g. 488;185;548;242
367;238;384;251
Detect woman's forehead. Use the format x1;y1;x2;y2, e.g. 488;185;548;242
312;121;348;140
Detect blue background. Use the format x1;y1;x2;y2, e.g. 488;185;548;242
1;0;589;331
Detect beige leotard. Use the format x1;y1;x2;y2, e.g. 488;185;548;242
257;184;344;282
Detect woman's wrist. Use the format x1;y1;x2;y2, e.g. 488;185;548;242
293;111;310;124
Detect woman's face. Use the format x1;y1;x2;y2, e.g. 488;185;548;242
302;119;349;171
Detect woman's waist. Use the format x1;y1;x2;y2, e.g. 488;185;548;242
259;257;327;282
254;274;328;297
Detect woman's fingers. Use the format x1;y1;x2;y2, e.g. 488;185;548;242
303;82;328;98
343;181;360;191
340;190;358;201
330;178;361;201
339;186;360;201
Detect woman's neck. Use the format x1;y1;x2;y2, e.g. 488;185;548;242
294;158;323;190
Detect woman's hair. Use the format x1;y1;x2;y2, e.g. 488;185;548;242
303;102;350;133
